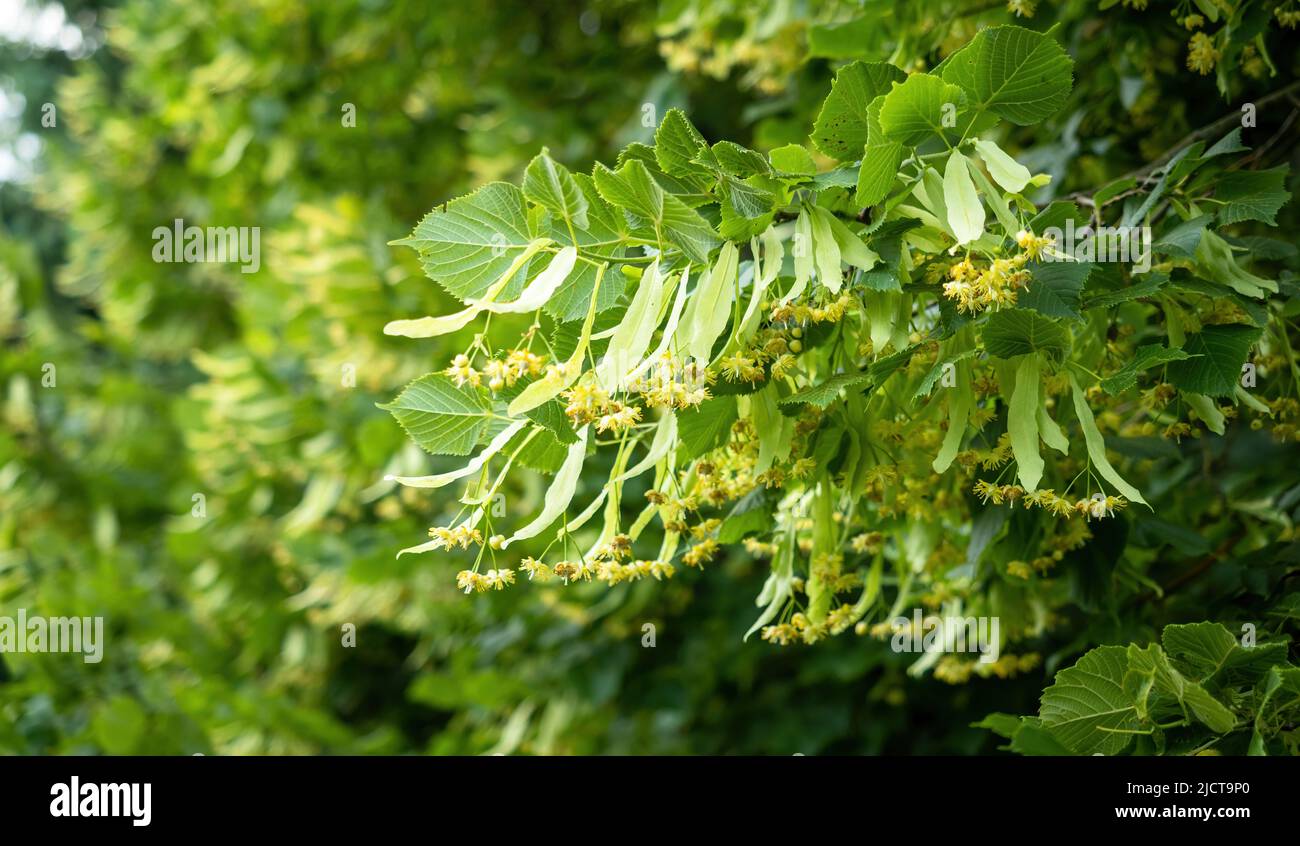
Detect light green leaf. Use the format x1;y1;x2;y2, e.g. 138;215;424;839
1069;373;1148;507
593;159;719;262
598;258;664;390
502;427;589;548
943;150;985;245
1037;402;1069;455
822;211;879;270
781;209;814;305
878;73;967;147
1194;230;1278;299
738;227;783;343
856;96;906;207
523;151;589;231
1183;392;1225;435
750;386;795;474
932;367;972;473
1007;354;1043;491
475;246;578;313
386;419;527;489
808;207;844;293
678;241;739;364
509;264;606;416
769;143;818;176
973;138;1033;193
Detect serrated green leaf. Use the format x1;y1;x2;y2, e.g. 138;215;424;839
592;159;719;262
782;371;873;409
1214;166;1290;226
395;182;538;300
381;374;496;457
878;73;967;147
1039;645;1140;755
1018;261;1092;321
856;96;906;207
940;25;1074;125
769;143;817;176
1100;344;1193;394
981;309;1069;361
1162;622;1290;687
1152;214;1212;259
1165;323;1261;398
523;151;589;231
654;108;712;185
811;61;907;161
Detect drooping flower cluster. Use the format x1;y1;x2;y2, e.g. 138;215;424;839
942;254;1031;313
973;480;1129;521
443;349;547;390
428;524;484;550
562;383;643;434
626;354;711;409
1186;31;1220;74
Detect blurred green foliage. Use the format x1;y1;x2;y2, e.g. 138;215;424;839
1;0;1298;754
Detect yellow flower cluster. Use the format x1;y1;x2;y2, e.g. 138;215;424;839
934;653;1041;684
769;293;856;326
562;383;642;433
444;354;480;388
456;567;515;593
686;424;759;506
719;352;765;383
850;531;885;555
1276;7;1300;28
1186;32;1220;74
483;350;546;390
942;253;1032;314
627;354;711;409
1006;0;1036;17
955;433;1014;471
513;554;676;586
973;480;1129;521
682;538;719;568
428;524;484;550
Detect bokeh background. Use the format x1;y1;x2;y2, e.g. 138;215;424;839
2;0;1298;754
